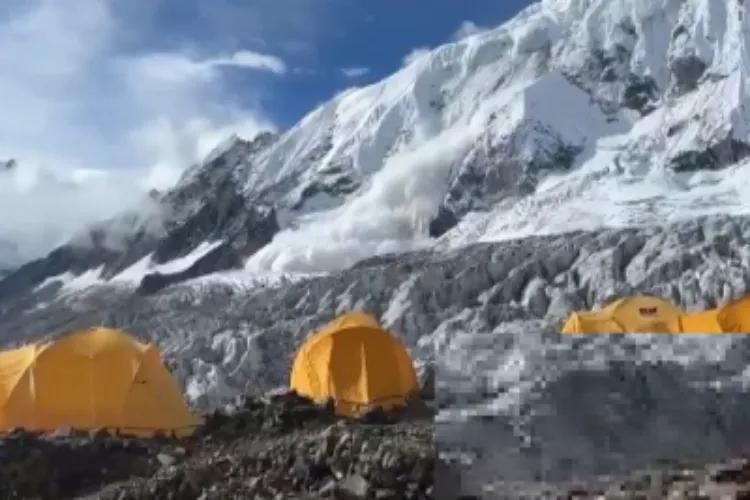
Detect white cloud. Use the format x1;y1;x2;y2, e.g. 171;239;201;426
221;50;287;74
129;49;288;78
401;47;430;67
452;20;489;40
341;66;370;78
0;0;283;264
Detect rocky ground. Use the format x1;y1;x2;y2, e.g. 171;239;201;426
0;390;435;500
455;456;750;499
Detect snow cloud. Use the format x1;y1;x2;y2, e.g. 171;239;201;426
0;0;283;263
452;20;490;40
402;47;430;67
401;19;490;68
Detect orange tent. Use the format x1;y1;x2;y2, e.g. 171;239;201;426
0;327;201;437
678;296;750;333
677;308;726;333
561;295;683;334
289;311;419;417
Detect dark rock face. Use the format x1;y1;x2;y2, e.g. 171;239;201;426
0;244;122;303
290;171;360;212
669;54;707;95
667;23;709;97
561;18;660;117
440;117;584;227
669;137;750;173
621;74;659;115
136;242;245;295
153;134;280;265
429;207;459;239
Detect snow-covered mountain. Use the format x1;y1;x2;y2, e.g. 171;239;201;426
1;0;750;488
5;0;750;287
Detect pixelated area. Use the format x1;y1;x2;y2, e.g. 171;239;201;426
435;332;750;497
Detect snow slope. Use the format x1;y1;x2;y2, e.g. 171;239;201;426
237;0;750;275
30;240;226;294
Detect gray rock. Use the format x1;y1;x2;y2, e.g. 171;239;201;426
375;488;403;500
318;479;337;496
336;474;371;499
522;277;549;317
669;53;707;95
156;453;178;467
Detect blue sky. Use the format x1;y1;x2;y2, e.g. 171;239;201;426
129;0;534;127
0;0;532;176
208;0;534;127
0;0;531;257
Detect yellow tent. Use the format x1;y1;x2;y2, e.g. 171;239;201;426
561;295;683;334
677;308;726;333
0;327;201;437
679;296;750;333
289;311;419;417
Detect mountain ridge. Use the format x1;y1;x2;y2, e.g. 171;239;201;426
3;0;750;289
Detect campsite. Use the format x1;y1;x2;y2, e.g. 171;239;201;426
0;313;435;499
